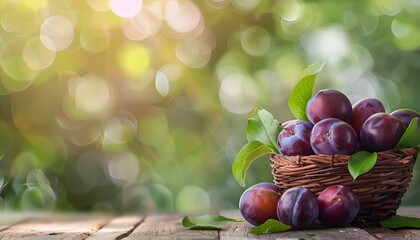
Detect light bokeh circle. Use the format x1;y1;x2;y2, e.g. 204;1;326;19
109;0;142;18
165;0;201;33
40;15;74;52
23;36;56;70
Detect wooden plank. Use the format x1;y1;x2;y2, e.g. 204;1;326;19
85;215;142;240
122;214;218;240
0;213;112;240
0;213;33;231
276;228;377;240
364;228;404;240
218;210;271;240
397;207;420;218
395;229;420;239
219;210;377;240
390;207;420;239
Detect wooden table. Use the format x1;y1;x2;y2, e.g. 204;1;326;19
0;207;419;239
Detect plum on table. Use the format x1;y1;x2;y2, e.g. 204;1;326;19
317;185;360;227
277;187;319;229
239;183;281;226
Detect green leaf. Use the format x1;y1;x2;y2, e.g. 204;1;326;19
395;118;420;149
182;215;243;230
232;141;273;187
348;151;377;180
246;108;282;153
380;215;420;229
249;219;291;234
288;61;325;121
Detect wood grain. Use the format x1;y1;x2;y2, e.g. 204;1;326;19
219;210;272;240
122;214;218;240
0;207;418;239
85;215;142;240
0;213;112;240
355;227;404;240
0;213;33;231
219;210;376;240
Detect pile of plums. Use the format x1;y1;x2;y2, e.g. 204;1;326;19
278;89;420;156
239;183;360;228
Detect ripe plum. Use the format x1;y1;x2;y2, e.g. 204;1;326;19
390;108;420;129
317;185;360;227
310;118;358;155
351;98;385;138
306;89;352;124
239;183;281;226
277;120;314;156
277;187;319;229
360;113;405;152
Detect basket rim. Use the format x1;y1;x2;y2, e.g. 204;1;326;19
269;146;419;159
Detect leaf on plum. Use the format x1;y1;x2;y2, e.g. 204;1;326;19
232;141;273;187
288;60;325;121
348;151;377;180
395;118;420;149
380;215;420;229
249;219;291;234
246;108;281;153
182;215;243;230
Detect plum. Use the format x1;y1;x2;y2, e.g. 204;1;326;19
239;183;281;226
351;98;385;138
390;108;420;129
317;185;360;227
277;187;319;229
277;120;314;156
306;89;352;124
310;118;358;155
360;113;405;152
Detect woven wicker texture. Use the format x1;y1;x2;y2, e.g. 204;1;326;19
270;147;419;222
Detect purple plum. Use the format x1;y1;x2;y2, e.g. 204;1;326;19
310;118;358;155
239;183;282;226
277;187;319;229
277;120;314;156
306;89;352;124
360;113;405;152
390;108;420;129
317;185;360;227
351;98;385;138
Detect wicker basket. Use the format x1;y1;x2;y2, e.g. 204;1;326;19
270;147;419;222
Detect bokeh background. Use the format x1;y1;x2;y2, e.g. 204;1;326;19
0;0;419;213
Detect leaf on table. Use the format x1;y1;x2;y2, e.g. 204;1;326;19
348;151;377;180
246;108;281;153
288;60;325;121
380;215;420;229
232;141;273;187
249;219;291;234
182;215;243;230
395;118;420;149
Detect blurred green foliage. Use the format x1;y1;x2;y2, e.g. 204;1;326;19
0;0;419;213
